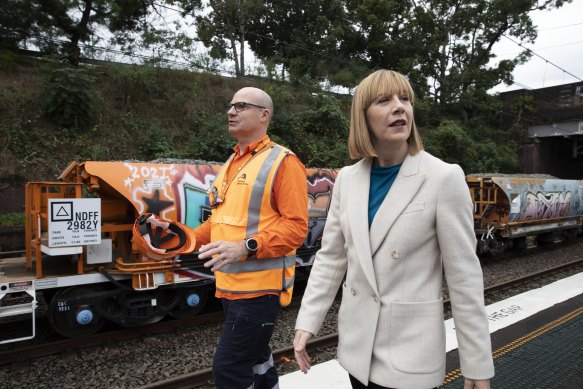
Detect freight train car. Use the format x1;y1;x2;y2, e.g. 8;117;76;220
1;163;582;343
467;174;583;255
0;160;337;343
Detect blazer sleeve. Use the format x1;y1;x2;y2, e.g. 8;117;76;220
295;168;348;336
436;165;495;380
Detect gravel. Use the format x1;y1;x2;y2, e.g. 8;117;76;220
0;238;581;389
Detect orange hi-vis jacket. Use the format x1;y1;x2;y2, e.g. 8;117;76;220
208;142;296;307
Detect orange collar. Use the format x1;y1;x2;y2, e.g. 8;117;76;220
233;135;271;156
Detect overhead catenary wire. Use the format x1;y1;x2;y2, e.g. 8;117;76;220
502;34;583;82
539;21;583;31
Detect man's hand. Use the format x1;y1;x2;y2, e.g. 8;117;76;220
293;330;313;374
199;240;247;272
464;378;490;389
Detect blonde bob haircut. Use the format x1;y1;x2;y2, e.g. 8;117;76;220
348;69;423;159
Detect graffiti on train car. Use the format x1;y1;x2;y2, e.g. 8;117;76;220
120;163;221;224
485;176;583;224
515;191;572;222
117;162;339;265
301;169;338;265
515;192;573;222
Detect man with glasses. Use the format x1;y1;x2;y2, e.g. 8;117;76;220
192;87;308;389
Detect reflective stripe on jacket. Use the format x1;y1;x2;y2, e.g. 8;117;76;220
209;143;296;307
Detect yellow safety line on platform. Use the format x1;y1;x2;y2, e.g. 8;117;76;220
441;306;583;385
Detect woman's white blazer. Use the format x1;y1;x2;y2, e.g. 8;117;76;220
295;151;495;388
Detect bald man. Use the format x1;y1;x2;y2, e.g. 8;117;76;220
193;87;308;389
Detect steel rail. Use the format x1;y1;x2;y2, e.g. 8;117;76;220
484;258;583;293
0;250;25;259
0;294;306;365
0;311;225;366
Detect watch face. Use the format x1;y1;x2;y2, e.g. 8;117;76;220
246;238;258;251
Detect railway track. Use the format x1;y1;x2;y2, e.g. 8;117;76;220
1;239;581;378
0;254;580;369
0;310;224;365
132;258;583;389
0;249;25;259
0;288;309;366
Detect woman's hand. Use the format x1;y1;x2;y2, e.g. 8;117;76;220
293;330;313;374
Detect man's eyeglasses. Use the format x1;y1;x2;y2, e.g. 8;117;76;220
225;102;267;112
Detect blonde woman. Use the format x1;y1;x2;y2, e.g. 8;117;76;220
293;70;494;389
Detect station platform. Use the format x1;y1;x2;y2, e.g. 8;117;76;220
280;272;583;388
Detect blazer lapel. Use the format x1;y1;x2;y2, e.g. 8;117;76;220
370;152;425;257
347;158;379;295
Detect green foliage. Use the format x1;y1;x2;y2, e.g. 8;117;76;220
43;66;98;130
512;95;535;116
0;115;69;179
0;49;20;71
0;212;24;228
423;119;518;174
108;63;162;99
247;0;357;85
3;0;156;66
185;113;235;162
139;125;177;159
423;120;477;170
0;0;37;50
274;96;351;168
1;53;523;183
191;0;262;76
470;139;518;173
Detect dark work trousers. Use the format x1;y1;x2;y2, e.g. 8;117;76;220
212;294;281;389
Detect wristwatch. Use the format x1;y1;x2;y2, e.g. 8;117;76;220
245;237;258;257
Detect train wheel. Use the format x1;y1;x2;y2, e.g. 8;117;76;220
513;237;528;250
48;285;106;338
486;239;505;256
537;232;556;245
170;288;208;319
104;289;174;327
564;228;578;240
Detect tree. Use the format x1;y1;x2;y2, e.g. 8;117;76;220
343;1;419;78
423;120;477;170
406;0;570;111
245;0;368;86
183;0;263;77
1;0;162;66
0;0;39;50
270;96;350;167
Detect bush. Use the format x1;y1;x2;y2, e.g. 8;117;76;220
423;120;477;171
271;96;350;168
423;120;518;173
43;66;98;130
0;212;24;228
186;113;234;162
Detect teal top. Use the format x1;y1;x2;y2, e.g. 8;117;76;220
368;163;402;227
